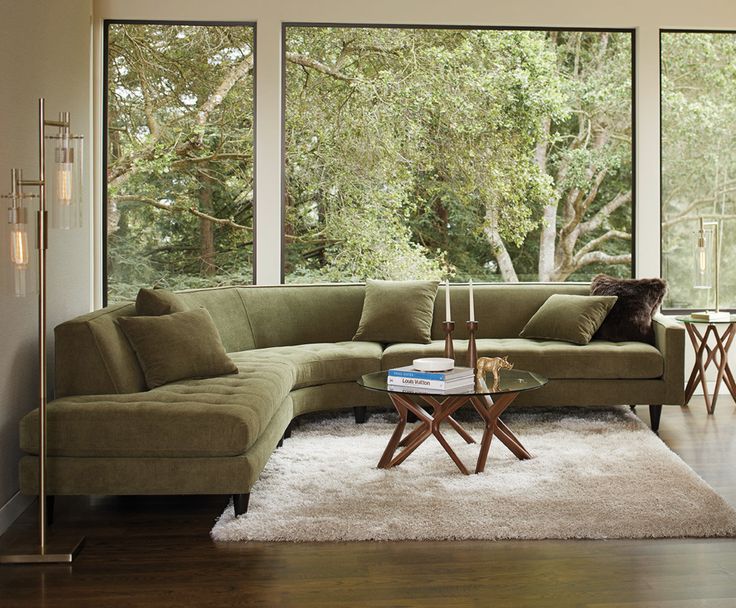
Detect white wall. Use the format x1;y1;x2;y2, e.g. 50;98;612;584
0;0;92;533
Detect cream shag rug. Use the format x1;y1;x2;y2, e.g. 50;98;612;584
211;408;736;542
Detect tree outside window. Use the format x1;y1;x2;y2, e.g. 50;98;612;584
105;22;255;303
284;26;633;284
662;31;736;309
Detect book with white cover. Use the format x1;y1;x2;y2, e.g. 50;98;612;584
386;381;475;394
387;375;475;390
691;311;731;322
387;365;474;382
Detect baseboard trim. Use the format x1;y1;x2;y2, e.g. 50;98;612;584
0;492;33;536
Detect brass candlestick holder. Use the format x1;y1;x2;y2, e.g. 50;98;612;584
442;321;455;359
467;320;478;370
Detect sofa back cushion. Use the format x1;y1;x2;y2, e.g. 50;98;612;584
55;303;147;397
55;287;255;397
430;283;590;339
238;284;367;348
175;287;255;352
54;282;591;397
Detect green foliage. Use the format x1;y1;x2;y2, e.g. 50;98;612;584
106;24;254;303
107;24;634;297
284;27;633;283
662;32;736;308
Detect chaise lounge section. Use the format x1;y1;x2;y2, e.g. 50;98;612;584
19;282;685;515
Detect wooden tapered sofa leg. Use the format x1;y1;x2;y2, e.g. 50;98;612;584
233;493;250;516
353;406;368;424
649;405;662;433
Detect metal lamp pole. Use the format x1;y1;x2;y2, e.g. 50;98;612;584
0;98;85;564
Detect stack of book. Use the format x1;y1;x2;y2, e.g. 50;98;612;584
691;310;731;322
387;365;475;392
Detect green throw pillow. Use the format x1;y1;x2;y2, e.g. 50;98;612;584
135;287;189;316
353;279;439;344
519;294;618;345
118;308;238;389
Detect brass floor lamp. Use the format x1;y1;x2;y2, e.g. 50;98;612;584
0;98;85;564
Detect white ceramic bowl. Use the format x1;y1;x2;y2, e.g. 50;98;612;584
412;357;455;372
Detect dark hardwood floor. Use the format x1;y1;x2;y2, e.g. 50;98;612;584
2;398;736;608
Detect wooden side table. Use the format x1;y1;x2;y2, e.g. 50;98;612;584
677;315;736;414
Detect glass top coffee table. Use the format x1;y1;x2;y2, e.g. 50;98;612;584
358;369;547;475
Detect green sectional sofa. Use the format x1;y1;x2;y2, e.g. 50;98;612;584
19;283;685;515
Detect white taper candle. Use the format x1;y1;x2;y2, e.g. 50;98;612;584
469;279;475;322
445;280;451;322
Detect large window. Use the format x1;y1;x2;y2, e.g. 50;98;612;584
661;31;736;309
283;26;633;283
104;22;255;303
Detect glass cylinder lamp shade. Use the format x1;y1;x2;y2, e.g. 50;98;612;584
7;200;29;297
694;224;713;290
47;133;83;229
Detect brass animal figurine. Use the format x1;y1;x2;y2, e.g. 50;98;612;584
475;356;513;391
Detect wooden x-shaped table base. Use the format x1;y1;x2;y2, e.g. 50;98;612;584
378;391;532;475
684;322;736;414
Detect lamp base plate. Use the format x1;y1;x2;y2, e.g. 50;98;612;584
0;534;85;564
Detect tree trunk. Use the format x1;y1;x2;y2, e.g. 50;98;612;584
535;117;557;281
198;170;216;276
283;189;295;275
317;195;327;267
489;231;518;282
538;203;558;281
484;225;519;282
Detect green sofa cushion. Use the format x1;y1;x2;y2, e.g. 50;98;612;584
353;279;439;344
21;343;382;459
519;294;617;345
242;341;383;389
20;399;294;495
119;308;238;389
429;283;590;340
21;352;294;458
179;287;255;352
135;288;189;316
54;302;148;397
381;338;664;380
237;284;366;348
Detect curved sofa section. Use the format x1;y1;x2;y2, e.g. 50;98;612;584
18;282;686;501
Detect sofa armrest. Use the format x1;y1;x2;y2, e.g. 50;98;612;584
653;313;686;405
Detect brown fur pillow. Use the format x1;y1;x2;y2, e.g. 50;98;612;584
590;275;667;344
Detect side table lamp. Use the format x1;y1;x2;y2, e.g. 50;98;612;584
693;217;729;322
